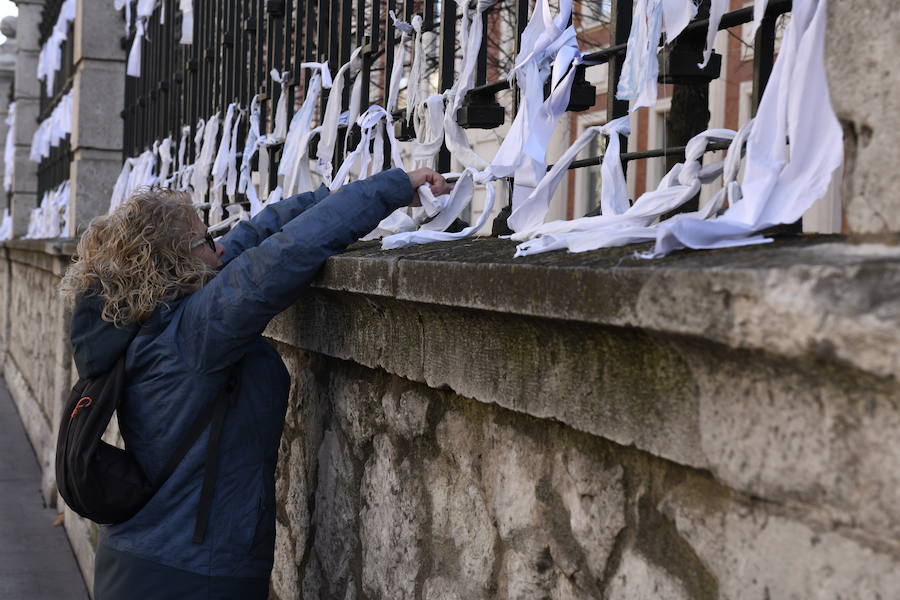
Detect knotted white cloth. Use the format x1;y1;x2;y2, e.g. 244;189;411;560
4;102;15;193
114;0;133;38
24;180;69;239
238;96;265;215
191;114;220;205
701;0;728;68
109;157;136;213
617;0;697;111
268;70;291;144
210;103;239;223
317;47;363;186
512;127;740;256
648;0;841;257
442;0;497;170
127;0;159;78
279;62;333;197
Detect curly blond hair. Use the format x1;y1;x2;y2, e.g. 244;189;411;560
60;188;216;325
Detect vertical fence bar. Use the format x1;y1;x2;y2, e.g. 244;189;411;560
436;0;456;173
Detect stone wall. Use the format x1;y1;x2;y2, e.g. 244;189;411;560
1;240;74;504
2;235;899;600
255;237;900;600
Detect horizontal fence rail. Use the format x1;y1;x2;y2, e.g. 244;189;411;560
117;0;793;229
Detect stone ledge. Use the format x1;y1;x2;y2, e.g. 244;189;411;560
312;235;900;381
2;238;77;256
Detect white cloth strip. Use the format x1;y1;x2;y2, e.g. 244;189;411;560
317;47;364;186
387;11;413;115
4;102;15;193
648;0;842;258
24;180;69;239
617;0;698;111
210;103;239;223
114;0;132;38
127;0;159;78
239;96;265;216
268;70;291;144
279;63;332;196
0;208;12;241
381;169;497;249
180;0;194;44
512;127;739;256
30;90;73;163
36;0;76;96
701;0;728;68
191;113;220;206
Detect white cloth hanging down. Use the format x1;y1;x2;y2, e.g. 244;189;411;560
210;103;238;223
179;0;194;44
24;180;69;239
616;0;698;111
267;70;291;144
4;102;15;193
114;0;133;38
157;136;174;184
279;62;332;197
387;11;414;115
127;0;159;78
442;0;497;170
491;0;583;233
648;0;841;258
316;47;363;186
238;96;265;216
408;94;445;167
29;90;73;163
36;0;76;96
191;114;220;205
0;208;12;241
109;157;136;213
512;127;740;256
700;0;728;68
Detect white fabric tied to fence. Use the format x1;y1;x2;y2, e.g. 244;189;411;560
114;0;133;38
617;0;697;111
489;0;583;233
25;180;70;239
4;102;15;193
179;0;193;44
701;0;728;68
512;127;741;256
442;0;497;170
0;208;12;241
210;103;239;223
317;47;364;186
127;0;159;78
191;114;220;206
648;0;841;258
30;91;73;163
36;0;76;96
279;62;332;197
752;0;771;37
268;70;291;144
239;96;265;215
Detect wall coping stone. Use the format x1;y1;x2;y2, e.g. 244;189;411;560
311;235;900;381
4;235;898;380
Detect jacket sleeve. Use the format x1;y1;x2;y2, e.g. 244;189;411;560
176;168;412;372
218;185;331;264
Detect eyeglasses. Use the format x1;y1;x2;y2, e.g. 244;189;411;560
190;232;216;253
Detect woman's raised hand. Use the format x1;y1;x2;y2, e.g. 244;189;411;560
406;168;450;206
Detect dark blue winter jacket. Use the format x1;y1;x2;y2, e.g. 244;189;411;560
69;169;412;579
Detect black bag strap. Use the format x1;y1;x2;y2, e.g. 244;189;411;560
192;376;239;544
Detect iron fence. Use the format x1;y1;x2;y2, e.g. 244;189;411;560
36;0;74;201
119;0;793;228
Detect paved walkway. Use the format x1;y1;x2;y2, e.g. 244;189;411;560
0;377;89;600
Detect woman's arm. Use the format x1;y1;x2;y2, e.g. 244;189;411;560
176;168;415;372
218;185;331;264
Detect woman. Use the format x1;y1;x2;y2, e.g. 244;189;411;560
60;167;448;599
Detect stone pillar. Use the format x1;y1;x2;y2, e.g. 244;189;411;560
68;0;126;234
10;0;44;237
826;2;900;234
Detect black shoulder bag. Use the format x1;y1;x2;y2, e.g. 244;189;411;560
55;355;238;543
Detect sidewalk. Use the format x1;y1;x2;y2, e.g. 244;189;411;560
0;377;89;600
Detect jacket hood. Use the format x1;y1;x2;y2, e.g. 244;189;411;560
70;293;139;379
